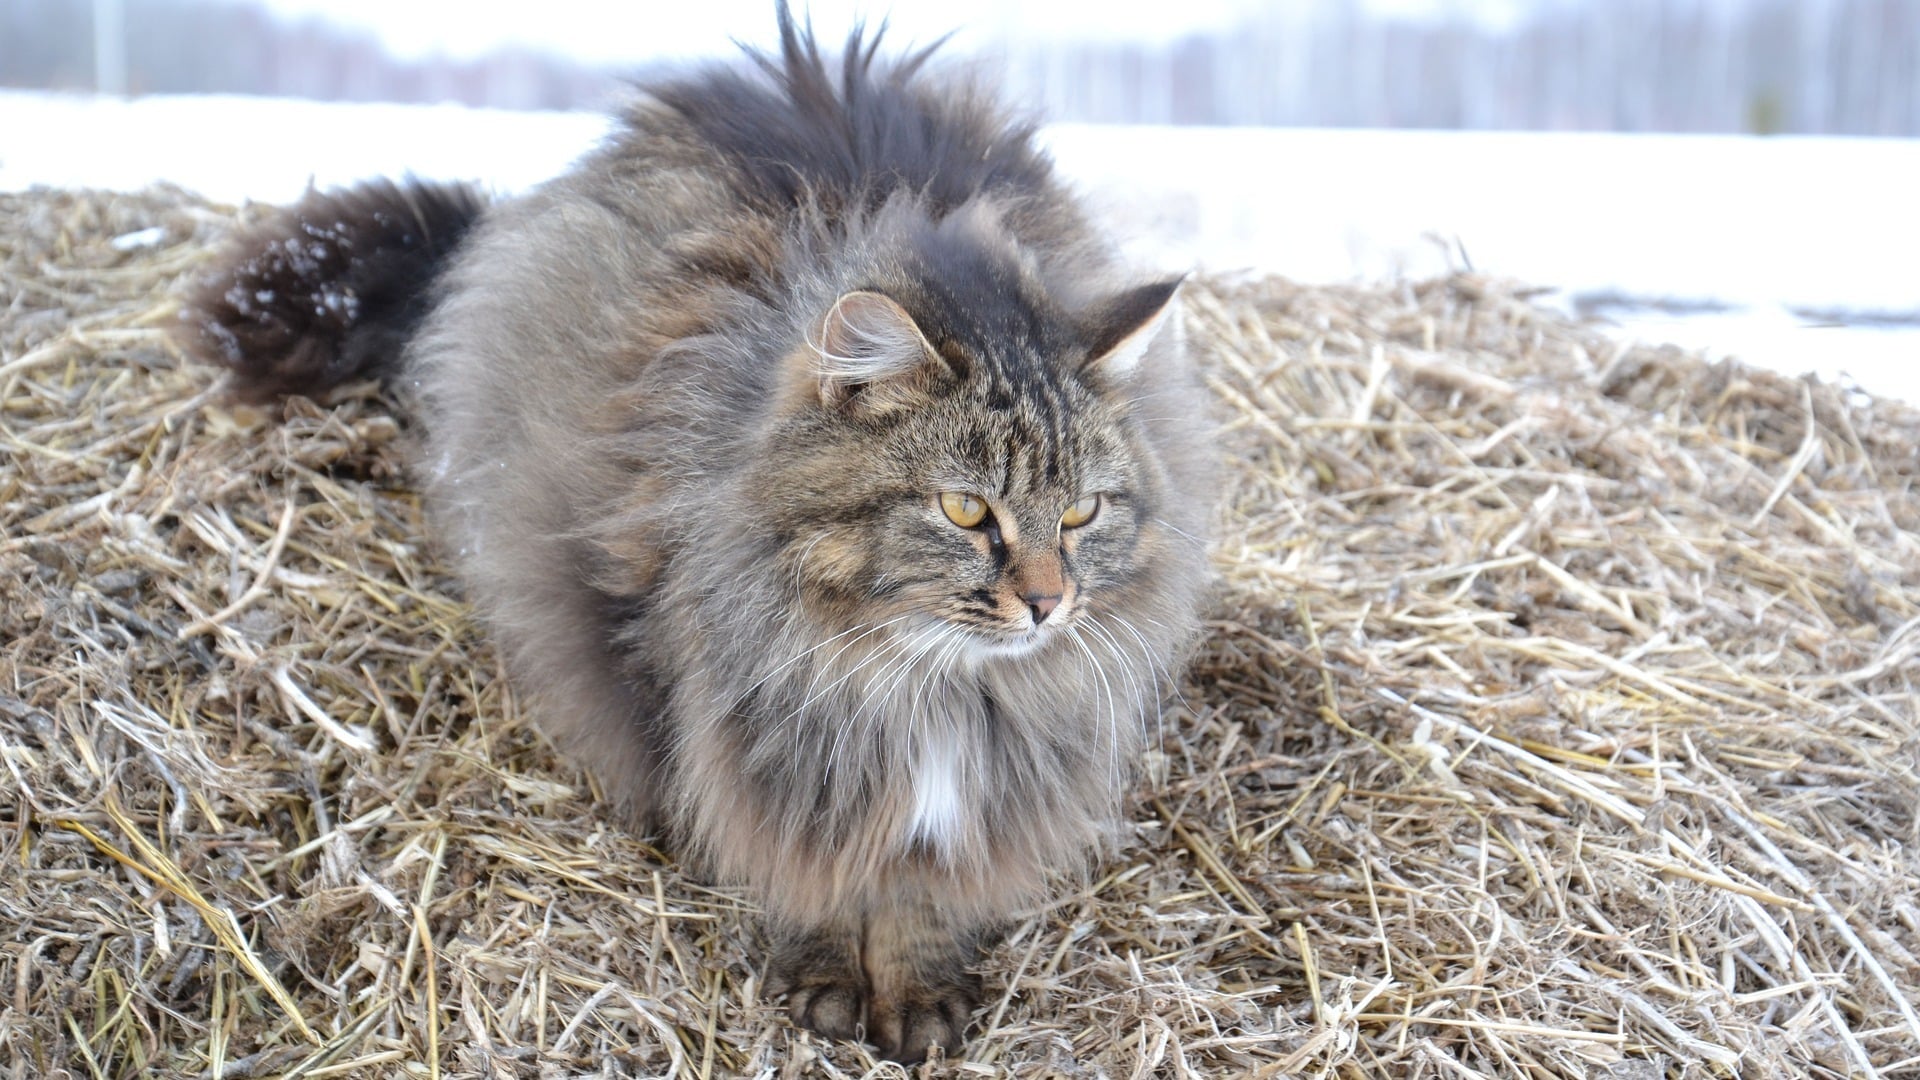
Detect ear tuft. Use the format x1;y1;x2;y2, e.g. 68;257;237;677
810;290;942;409
1082;276;1185;378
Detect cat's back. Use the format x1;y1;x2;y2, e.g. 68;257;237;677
419;14;1082;410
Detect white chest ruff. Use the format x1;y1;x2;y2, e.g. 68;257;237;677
906;730;967;855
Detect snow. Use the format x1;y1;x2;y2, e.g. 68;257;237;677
1038;124;1920;405
0;92;609;204
3;90;1914;403
243;0;1267;61
1041;125;1920;316
1601;307;1920;408
109;225;170;251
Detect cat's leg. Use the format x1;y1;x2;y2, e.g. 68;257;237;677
764;921;867;1043
862;896;992;1064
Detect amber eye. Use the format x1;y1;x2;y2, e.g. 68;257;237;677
940;492;988;528
1060;494;1101;529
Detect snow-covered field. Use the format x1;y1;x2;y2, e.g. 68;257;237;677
0;93;608;204
5;91;1916;403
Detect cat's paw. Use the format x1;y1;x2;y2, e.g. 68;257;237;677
868;975;980;1065
780;974;867;1042
765;940;868;1043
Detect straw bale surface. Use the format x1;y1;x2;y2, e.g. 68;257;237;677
3;186;1918;1079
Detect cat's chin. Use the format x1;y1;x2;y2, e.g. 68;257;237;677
957;623;1064;665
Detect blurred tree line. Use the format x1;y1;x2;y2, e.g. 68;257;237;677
0;0;624;109
1;0;1914;134
1000;0;1919;134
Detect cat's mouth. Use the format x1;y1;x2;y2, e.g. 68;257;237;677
972;632;1047;659
924;594;1080;665
962;614;1071;662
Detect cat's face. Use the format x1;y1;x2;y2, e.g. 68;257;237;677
879;380;1148;656
761;282;1179;661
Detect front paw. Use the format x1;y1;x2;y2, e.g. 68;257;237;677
781;974;868;1042
868;973;980;1065
765;938;868;1042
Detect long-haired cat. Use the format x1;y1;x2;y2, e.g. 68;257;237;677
177;5;1211;1063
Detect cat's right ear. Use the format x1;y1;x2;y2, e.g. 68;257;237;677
1079;276;1185;380
800;291;948;414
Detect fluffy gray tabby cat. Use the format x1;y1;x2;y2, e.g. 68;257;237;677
179;5;1211;1063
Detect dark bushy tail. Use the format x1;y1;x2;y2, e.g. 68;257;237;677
176;178;487;402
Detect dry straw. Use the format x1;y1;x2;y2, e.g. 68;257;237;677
2;187;1916;1078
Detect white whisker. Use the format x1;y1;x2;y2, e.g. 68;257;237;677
782;612;922;722
1067;625;1122;784
785;622;923;767
826;622;955;778
1107;609;1187;738
1082;617;1145;710
749;611;916;708
1152;517;1207;549
790;531;828;595
820;623;929;775
1087;613;1163;755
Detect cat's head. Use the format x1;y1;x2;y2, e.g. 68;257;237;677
753;232;1189;663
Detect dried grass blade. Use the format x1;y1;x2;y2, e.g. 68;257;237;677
61;795;320;1045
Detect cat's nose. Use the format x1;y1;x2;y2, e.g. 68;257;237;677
1025;593;1061;625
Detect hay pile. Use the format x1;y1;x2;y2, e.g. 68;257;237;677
3;186;1917;1079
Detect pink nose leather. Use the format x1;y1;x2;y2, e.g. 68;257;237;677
1025;593;1061;624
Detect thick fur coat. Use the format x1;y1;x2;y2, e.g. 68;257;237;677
179;8;1212;1062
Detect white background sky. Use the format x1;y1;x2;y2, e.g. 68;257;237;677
246;0;1241;61
239;0;1542;63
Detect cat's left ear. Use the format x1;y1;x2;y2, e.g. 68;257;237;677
1080;276;1186;379
806;290;948;413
